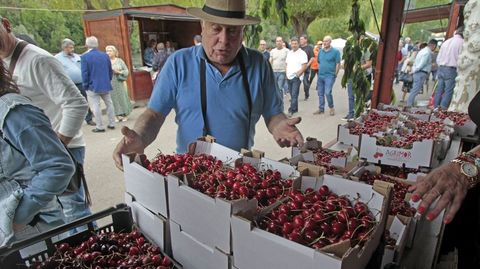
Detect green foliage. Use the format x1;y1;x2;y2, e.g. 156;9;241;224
342;0;378;117
402;20;448;41
307;17;351;41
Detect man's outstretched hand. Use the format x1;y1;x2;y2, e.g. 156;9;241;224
113;126;146;171
268;114;304;148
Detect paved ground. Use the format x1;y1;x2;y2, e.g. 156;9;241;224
83;71;434;214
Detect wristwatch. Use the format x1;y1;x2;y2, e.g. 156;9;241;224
451;154;480;189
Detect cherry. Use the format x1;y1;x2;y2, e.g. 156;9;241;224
318;185;330;196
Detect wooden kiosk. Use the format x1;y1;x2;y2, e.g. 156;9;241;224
83;5;201;101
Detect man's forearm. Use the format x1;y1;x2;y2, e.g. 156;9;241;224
133;108;166;148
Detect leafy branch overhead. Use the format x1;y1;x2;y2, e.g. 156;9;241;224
342;0;378;117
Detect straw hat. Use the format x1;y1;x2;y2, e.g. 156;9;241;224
187;0;260;26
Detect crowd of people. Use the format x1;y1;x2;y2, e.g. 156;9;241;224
266;34;342;118
0;1;477;261
0;15;136;245
396;26;464;109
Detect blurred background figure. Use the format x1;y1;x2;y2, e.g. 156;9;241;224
143;39;156;67
106;45;132;122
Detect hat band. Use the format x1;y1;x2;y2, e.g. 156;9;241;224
202;5;246;19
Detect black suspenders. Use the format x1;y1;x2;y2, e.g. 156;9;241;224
199;51;253;147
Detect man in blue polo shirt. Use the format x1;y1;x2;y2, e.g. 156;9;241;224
113;0;304;166
55;38;94;126
315;35;341;116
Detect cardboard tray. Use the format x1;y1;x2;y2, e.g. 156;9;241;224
170;220;231;269
380;215;411;268
167;153;299;254
358;134;442;169
0;204;180;268
123;154;169;217
430;114;477;137
125;193;170;254
349;165;420;248
231;175;391;269
291;138;357;169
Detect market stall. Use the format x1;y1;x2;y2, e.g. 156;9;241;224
83;5;201;102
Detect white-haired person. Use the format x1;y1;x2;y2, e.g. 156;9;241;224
55;38;95;126
105;45;132;122
81;36;116;133
0;59;75;246
0;15;91;229
113;0;304;169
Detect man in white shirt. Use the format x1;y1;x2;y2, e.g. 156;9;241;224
434;26;464;109
0;16;91;228
270;36;289;98
285;37;308;117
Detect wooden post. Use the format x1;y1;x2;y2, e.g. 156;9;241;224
371;0;405;108
446;1;462;39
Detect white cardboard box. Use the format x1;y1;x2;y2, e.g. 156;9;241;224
337;124;361;148
401;111;431;121
430;114;477;137
129;200;169;254
291;139;357;169
358;134;440;169
349;165;420;247
170;220;230;269
231;175;390;269
167;174;257;254
122;154;168;217
167;154;298;254
381;216;410;268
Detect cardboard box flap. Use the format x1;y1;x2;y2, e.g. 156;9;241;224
298;161;324;177
320;240;352;258
189;140;241;164
130;201;166;251
388;216;407;244
242;157;299;179
170;220;230;269
241;148;265;158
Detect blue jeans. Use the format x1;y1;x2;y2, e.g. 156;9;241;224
347;80;354;117
406;71;428;107
287;77;301;113
316;76;335;111
274;72;287;97
58;147;92;233
434;66;457;109
303;68;311;99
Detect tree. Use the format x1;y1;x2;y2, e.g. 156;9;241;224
259;0;351;37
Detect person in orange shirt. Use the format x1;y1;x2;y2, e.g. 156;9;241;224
309;41;322;85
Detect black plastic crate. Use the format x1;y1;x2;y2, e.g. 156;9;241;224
0;204;179;268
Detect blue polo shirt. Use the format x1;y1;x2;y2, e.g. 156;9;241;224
54;52;82;84
317;47;341;78
148;45;283;153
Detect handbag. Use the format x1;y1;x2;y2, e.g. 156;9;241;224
400;72;413;83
